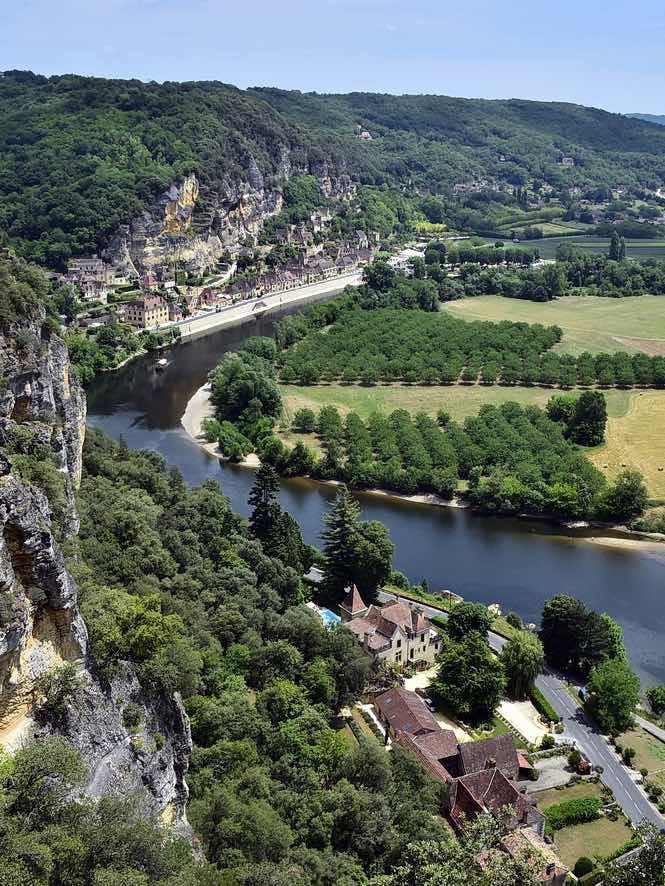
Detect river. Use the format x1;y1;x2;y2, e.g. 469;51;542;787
86;305;665;687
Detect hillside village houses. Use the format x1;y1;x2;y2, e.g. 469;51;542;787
340;585;440;669
123;293;169;328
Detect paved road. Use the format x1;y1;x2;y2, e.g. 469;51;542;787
636;713;665;744
378;590;665;830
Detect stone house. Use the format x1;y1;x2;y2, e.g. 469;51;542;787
371;688;564;878
340;586;440;669
124;294;169;329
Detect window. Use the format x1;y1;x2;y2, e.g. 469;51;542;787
396;639;402;648
410;649;414;659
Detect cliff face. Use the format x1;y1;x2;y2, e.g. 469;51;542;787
103;154;355;276
0;292;191;830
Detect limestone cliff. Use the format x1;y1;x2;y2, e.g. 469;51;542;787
103;154;355;277
0;278;191;830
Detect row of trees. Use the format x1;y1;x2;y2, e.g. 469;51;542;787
277;299;665;388
286;400;647;523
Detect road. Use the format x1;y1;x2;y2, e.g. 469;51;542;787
636;714;665;744
378;590;665;830
156;271;363;340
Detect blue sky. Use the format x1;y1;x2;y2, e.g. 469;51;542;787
2;0;663;113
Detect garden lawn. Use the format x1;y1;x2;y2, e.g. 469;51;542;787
442;294;665;356
616;726;665;774
553;816;634;868
534;780;604;809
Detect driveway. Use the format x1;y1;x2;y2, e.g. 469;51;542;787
522;755;571;793
498;698;547;745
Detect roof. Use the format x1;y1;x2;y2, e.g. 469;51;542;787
501;830;568;880
340;584;367;616
458;733;519;777
374;688;439;736
450;768;544;831
395;728;459;785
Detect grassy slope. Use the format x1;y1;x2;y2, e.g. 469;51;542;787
442;295;665;356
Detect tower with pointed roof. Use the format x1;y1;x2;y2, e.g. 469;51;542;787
339;584;368;622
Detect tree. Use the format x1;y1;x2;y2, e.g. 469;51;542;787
609;230;622;261
6;737;88;824
248;462;281;542
501;633;544;699
646;685;665;716
292;407;317;433
540;594;623;676
432;632;505;724
321;487;393;600
597;469;648;523
604;823;665;886
446;602;492;641
567;391;607;446
586;658;640;734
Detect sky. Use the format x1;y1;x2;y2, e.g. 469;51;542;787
2;0;664;113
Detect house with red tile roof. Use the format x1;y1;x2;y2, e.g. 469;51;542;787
340;586;440;670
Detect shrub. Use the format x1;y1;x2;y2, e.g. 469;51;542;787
530;686;561;724
578;871;604;886
622;747;636;766
568;749;582;769
574;857;595;877
640;767;649;778
540;734;556;750
545;797;602;831
122;702;144;732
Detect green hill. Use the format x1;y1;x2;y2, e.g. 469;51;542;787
628;113;665;127
2;70;665;266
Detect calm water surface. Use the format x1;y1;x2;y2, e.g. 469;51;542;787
86;310;665;686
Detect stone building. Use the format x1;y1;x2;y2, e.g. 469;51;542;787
124;294;169;329
340;586;440;669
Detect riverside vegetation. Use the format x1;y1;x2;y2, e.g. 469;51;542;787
203;274;650;524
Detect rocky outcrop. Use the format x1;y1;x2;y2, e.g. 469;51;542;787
103;155;355;277
0;290;191;828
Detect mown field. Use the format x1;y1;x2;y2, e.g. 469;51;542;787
531;236;665;261
279;382;665;497
442;294;665;356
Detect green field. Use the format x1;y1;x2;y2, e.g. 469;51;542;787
442;294;665;356
529;236;665;261
553;816;634;867
280;382;665;496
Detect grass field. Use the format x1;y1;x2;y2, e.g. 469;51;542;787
588;390;665;498
553;816;634;867
280;382;665;496
617;726;665;774
530;236;665;261
442;294;665;356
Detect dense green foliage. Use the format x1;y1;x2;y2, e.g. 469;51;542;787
4;71;665;265
277;288;665;388
500;632;545;700
540;595;628;678
0;738;208;885
544;797;602;831
255;88;665;197
529;686;561;724
586;658;641;734
72;430;458;882
0;252;49;330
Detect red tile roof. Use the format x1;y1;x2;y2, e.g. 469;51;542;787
374;688;440;736
340;584;367;616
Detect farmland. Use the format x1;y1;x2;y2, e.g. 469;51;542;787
442;294;665;356
530;235;665;261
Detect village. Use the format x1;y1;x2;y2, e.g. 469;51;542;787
60;220;376;336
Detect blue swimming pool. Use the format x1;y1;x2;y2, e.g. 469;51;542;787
318;607;341;628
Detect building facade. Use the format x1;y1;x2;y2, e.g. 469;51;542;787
124;294;169;329
340;586;440;669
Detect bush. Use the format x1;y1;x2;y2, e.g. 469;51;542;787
122;702;144;732
622;747;636;766
545;797;602;831
574;857;595;877
640;767;649;778
530;686;561;723
578;871;604;886
568;749;582;769
540;734;556;750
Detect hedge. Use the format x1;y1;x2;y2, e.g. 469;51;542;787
545;797;602;831
530;686;561;724
578;871;604;886
601;834;641;863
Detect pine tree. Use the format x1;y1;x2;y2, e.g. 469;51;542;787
619;235;626;261
321;485;362;596
248;462;280;542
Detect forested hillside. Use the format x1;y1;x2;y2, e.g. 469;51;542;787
3;69;665;265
